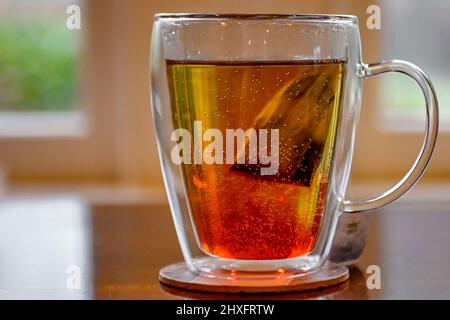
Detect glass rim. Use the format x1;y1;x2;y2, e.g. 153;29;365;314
154;13;358;23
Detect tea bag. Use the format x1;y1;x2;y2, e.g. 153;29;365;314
231;66;339;186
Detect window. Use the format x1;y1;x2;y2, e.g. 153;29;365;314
0;0;80;113
381;0;450;129
0;0;85;137
0;0;119;183
350;0;449;180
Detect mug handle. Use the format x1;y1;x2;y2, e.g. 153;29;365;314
344;60;439;213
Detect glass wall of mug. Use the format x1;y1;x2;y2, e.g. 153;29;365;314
151;14;364;279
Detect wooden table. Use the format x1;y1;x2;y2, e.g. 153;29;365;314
0;196;449;299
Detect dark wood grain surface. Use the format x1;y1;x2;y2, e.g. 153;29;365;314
0;196;449;299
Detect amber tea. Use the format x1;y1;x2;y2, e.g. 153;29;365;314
167;59;345;260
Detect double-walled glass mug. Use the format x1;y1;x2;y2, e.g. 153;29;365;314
150;14;438;279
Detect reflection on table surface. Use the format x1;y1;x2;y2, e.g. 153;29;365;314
0;196;449;299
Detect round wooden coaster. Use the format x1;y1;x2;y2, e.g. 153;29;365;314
159;262;349;294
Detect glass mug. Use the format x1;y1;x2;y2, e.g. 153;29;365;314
150;14;438;279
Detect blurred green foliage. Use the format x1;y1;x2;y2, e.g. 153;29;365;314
0;19;78;111
384;74;449;114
